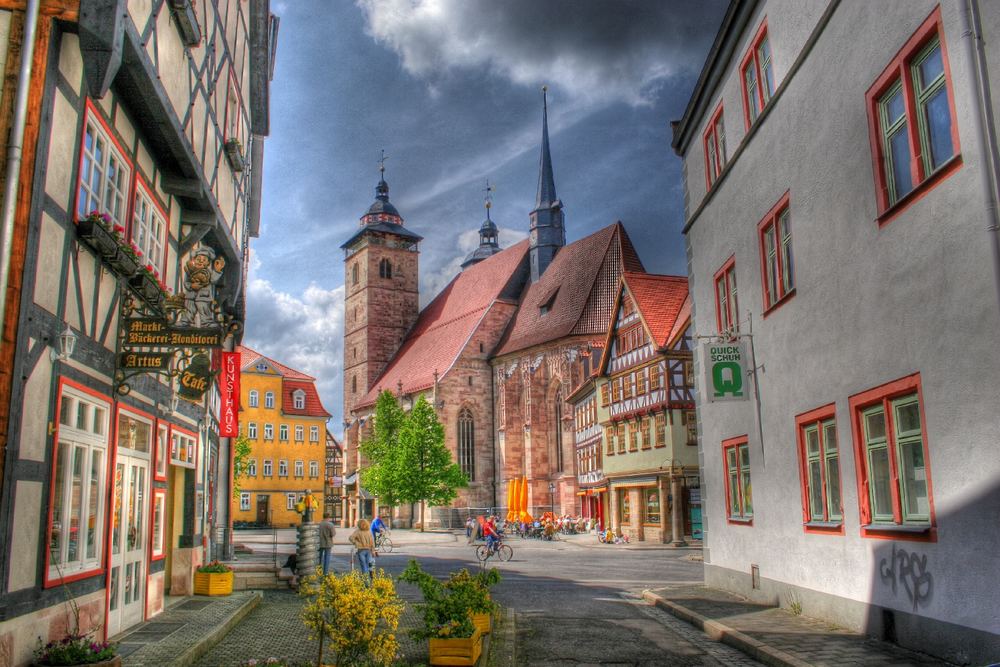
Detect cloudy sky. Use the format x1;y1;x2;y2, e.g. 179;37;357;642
242;0;729;433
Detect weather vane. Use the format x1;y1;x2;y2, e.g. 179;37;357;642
378;149;388;177
483;178;494;211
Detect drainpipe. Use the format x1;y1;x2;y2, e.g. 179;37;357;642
0;0;41;353
959;0;1000;316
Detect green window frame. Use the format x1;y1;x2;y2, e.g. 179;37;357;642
802;418;842;523
723;438;752;521
912;37;953;177
878;81;913;206
860;393;929;525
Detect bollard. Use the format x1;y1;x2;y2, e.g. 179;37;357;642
296;522;320;579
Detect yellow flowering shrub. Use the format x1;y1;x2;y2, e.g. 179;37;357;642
299;569;402;666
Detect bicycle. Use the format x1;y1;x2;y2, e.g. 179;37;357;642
374;531;393;554
476;538;512;563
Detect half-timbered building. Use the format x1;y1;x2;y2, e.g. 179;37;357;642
0;1;276;662
597;272;697;544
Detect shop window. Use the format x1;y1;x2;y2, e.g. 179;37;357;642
644;488;660;525
619;489;631;523
723;435;753;523
151;490;166;560
47;382;110;583
796;405;843;533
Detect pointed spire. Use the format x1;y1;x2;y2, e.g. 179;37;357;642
536;86;557;208
461;178;502;270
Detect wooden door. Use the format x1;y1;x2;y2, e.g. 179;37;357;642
256;494;269;525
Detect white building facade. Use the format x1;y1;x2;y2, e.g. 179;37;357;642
674;1;1000;663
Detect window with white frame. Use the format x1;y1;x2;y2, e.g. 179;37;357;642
294;460;304;477
240;492;251;511
295;425;304;441
77;110;130;227
293;390;305;410
249;390;259;407
248;422;258;439
309;461;319;477
286;493;296;510
265;392;275;408
49;385;110;579
131;181;166;274
279;460;288;477
247;459;257;477
310;426;319;442
280;424;289;441
263;423;273;440
263;459;273;476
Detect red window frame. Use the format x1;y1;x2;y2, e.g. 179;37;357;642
170;423;200;473
703;102;726;189
713;255;738;334
149;488;167;561
865;6;961;224
74;99;135;226
44;378;113;587
722;435;752;525
757;191;794;314
131;173;170;278
740;19;773;130
849;373;936;542
795;404;844;535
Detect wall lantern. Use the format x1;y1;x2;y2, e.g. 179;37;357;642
50;324;77;362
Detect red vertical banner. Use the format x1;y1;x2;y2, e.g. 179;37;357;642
220;352;240;437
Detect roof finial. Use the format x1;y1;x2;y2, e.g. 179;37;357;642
378;149;388;178
483;178;494;220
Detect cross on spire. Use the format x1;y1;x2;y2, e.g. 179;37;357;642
483;178;494;218
378;149;388;178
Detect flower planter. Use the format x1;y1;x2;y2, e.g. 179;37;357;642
224;138;245;172
193;570;233;596
76;217;120;259
108;248;140;278
470;611;491;635
428;627;482;666
129;273;165;314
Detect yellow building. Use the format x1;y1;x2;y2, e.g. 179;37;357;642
234;347;331;527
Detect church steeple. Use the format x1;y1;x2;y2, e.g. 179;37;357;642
529;86;565;282
462;179;502;269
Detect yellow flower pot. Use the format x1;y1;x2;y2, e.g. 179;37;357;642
470;611;491;635
193;570;233;596
428;626;482;666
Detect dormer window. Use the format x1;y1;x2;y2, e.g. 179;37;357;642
293;390;305;410
539;288;558;316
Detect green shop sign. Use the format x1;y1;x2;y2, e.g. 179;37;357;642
703;342;748;402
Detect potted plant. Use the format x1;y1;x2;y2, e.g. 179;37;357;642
193;560;233;596
399;560;491;666
108;239;142;279
75;211;120;259
445;568;500;635
32;590;119;667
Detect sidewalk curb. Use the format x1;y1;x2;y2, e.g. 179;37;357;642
641;590;811;667
558;538;703;552
173;590;263;667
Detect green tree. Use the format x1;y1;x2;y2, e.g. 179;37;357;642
359;391;407;507
231;434;253;499
394;396;468;531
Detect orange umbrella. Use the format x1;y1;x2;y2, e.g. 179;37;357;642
505;480;516;521
519;476;531;522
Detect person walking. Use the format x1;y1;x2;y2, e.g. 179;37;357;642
465;516;475;543
349;518;377;581
318;514;336;576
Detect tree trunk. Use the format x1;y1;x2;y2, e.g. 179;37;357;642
420;500;426;532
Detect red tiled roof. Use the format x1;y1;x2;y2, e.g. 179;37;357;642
238;345;314;380
357;240;530;408
282;379;331;418
495;222;643;357
622;272;689;348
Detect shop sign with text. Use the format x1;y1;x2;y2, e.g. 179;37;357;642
220;352;240;437
703;341;749;402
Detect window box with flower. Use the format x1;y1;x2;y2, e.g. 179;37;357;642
128;264;167;314
76;211;120;259
107;239;142;279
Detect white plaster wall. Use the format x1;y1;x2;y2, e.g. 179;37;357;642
685;0;1000;636
57;32;82;96
33;213;63;316
18;352;53;462
7;481;42;592
46;89;78;211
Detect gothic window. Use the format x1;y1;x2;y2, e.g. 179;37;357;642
379;258;392;279
351;263;358;285
553;391;564;471
458;408;475;481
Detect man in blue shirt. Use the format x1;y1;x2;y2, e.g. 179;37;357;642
370;515;386;539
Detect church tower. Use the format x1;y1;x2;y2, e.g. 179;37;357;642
461;180;503;270
341;158;422;421
529;87;566;282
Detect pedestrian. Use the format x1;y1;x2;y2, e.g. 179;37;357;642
465;516;475;543
318;514;336;576
349;518;376;581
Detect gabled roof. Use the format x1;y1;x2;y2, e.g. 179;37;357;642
494;222;643;357
622;273;689;348
356;239;530;408
239;345;314;380
282;379;331;418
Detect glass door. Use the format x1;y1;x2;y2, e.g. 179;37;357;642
107;454;148;636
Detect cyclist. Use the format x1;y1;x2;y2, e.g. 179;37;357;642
483;516;500;554
371;515;386;543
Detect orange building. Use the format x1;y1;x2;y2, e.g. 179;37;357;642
233;347;331;527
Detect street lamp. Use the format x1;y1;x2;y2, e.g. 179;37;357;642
548;481;556;515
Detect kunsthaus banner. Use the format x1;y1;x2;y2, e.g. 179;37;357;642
219;352;240;437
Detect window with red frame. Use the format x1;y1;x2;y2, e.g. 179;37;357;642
77;106;131;227
741;23;776;128
758;194;794;310
704;103;727;187
132;178;167;276
851;375;932;534
714;258;739;333
867;8;958;213
796;408;842;527
723;436;753;522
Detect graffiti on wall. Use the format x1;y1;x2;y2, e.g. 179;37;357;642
879;543;933;611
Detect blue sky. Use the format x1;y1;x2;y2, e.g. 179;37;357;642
242;0;729;433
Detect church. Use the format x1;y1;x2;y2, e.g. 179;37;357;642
339;93;680;528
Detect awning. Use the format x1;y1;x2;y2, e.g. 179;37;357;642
344;472;358;485
576;491;588;496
